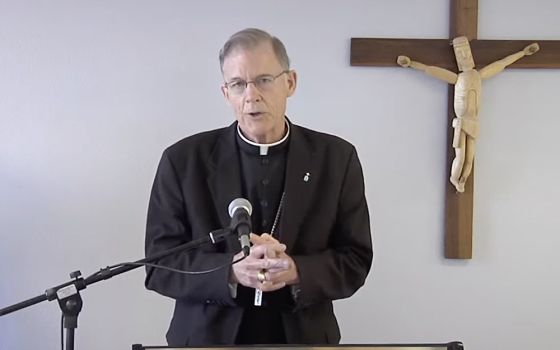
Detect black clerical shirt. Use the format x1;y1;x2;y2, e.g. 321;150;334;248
234;126;293;344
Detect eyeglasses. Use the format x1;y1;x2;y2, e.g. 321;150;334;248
224;70;289;95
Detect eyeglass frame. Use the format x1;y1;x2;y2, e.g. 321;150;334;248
223;70;290;95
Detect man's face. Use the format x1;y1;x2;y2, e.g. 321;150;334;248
221;42;297;143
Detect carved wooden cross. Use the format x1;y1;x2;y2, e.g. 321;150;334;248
351;0;560;258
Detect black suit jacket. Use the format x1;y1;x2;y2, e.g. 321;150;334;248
145;121;373;346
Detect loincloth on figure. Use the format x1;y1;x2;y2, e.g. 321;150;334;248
452;116;480;148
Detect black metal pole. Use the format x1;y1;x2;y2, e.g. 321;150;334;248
0;294;47;316
65;327;75;350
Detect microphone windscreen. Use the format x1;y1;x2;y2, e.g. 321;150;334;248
228;198;252;217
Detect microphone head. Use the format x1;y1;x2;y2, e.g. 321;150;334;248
228;198;252;218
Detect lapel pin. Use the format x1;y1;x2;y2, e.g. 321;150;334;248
303;172;310;182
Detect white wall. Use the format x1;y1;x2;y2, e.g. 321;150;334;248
1;1;559;349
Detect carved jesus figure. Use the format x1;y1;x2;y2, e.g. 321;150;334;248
397;36;539;192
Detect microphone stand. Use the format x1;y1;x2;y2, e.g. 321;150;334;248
0;228;234;350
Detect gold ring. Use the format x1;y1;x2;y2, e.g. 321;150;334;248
257;270;267;283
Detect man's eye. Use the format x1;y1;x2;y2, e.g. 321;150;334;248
229;81;245;89
257;76;274;85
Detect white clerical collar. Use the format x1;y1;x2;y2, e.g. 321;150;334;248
237;120;290;156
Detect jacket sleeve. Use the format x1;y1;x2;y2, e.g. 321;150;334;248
144;150;236;306
292;146;373;309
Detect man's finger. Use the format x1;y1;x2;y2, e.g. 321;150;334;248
261;257;289;270
250;233;280;245
250;243;285;257
258;281;286;292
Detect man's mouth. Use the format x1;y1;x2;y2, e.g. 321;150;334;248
247;112;264;117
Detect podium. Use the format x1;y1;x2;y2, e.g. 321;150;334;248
131;343;464;350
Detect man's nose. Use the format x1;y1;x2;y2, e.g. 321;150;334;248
244;82;261;101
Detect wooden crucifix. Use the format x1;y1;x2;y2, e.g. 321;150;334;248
351;0;560;259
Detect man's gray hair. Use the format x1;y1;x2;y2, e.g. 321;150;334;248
219;28;290;72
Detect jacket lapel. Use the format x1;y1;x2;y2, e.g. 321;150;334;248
207;123;243;229
280;125;318;252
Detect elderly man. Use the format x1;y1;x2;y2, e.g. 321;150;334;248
145;28;373;346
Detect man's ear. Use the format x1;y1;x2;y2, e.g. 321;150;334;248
286;70;297;97
221;84;230;103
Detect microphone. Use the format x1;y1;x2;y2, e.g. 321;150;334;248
228;198;252;256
